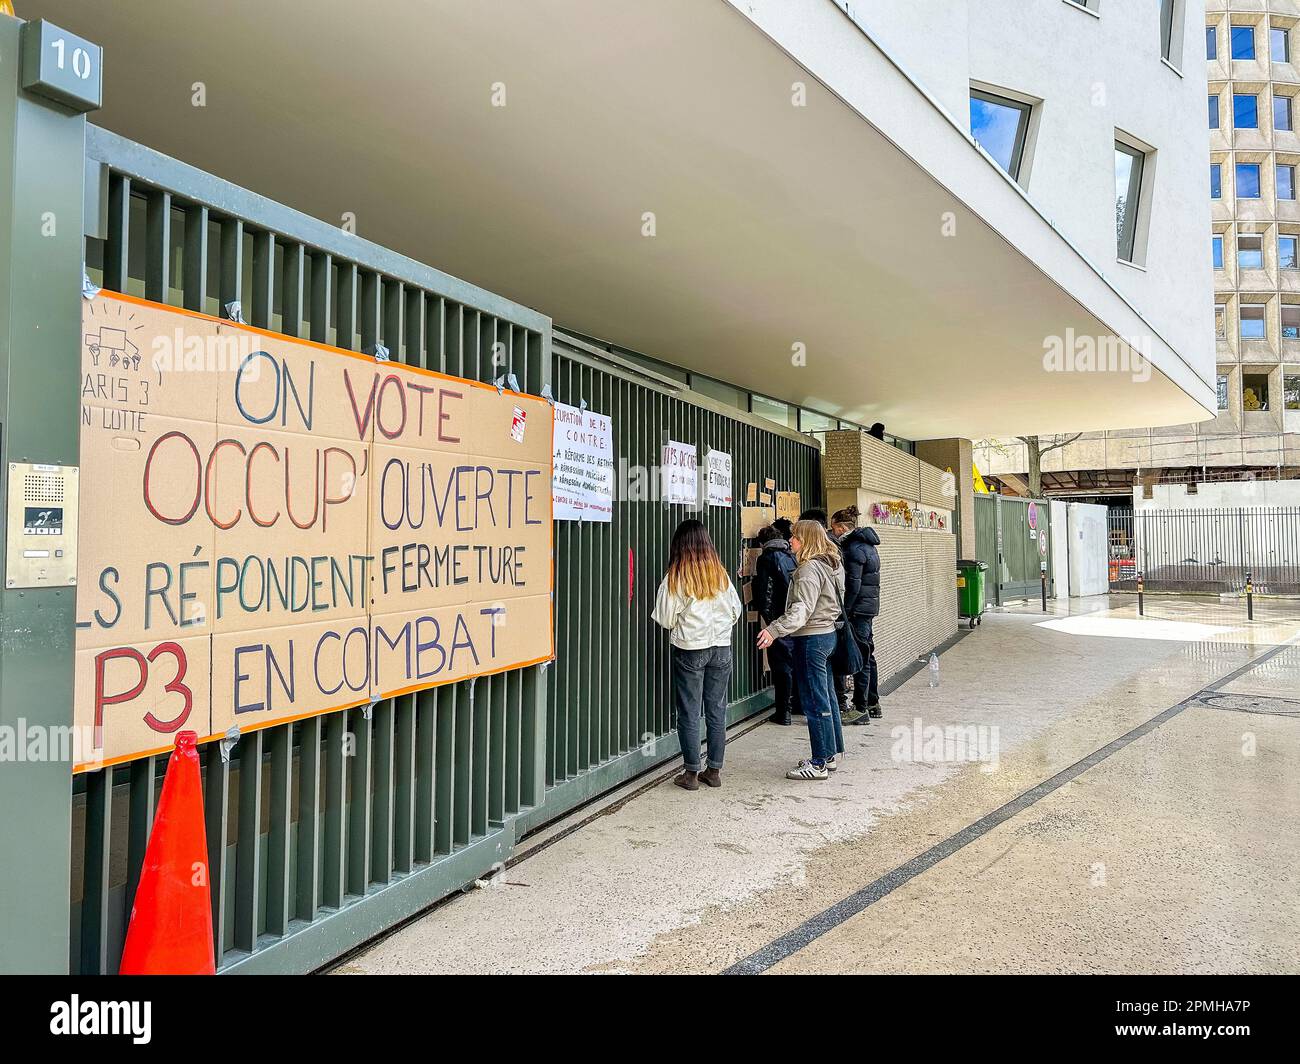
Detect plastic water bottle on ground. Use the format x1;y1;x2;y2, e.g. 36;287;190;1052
927;652;940;688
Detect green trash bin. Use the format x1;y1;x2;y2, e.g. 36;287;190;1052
957;560;987;628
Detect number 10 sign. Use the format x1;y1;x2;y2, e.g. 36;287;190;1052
20;19;103;114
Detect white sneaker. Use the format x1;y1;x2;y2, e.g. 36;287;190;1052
787;760;829;780
825;755;839;772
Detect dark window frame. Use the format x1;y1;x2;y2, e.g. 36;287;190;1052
1273;25;1290;64
1280;163;1297;201
969;87;1032;181
1234;92;1260;129
1115;140;1146;262
1236;162;1263;198
1230;23;1256;60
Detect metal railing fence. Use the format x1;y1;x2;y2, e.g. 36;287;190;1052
66;128;820;973
1112;506;1300;596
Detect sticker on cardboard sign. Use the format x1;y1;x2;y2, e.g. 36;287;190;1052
511;407;527;443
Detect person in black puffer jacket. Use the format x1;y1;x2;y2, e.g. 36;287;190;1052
753;525;800;725
833;506;882;722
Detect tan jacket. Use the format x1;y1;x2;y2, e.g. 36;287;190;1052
762;556;844;640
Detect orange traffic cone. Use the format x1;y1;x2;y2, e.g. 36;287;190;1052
118;731;216;974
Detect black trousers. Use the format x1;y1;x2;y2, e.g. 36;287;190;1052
768;635;799;716
850;616;880;709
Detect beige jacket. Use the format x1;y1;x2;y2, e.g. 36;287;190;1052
652;577;743;649
762;556;845;640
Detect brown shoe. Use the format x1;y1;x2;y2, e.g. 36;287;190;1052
698;767;722;788
675;771;700;791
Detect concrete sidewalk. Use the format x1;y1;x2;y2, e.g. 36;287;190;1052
337;596;1300;975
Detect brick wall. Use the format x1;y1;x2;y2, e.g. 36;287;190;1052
825;429;922;499
872;526;957;685
824;429;958;688
916;437;974;558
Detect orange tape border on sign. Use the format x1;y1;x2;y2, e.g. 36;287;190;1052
72;291;556;773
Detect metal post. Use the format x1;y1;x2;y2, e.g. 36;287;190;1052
1040;565;1047;612
993;493;1003;607
1137;570;1144;616
1246;569;1254;621
0;15;97;973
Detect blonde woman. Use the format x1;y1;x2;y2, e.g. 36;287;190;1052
652;519;743;791
756;519;846;780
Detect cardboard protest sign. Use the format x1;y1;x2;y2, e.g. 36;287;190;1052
74;292;553;771
740;506;775;538
776;491;802;521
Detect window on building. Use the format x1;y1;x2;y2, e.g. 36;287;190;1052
1160;0;1178;61
1217;373;1230;410
1243;372;1271;409
1285;307;1300;339
1273;26;1291;63
750;394;796;429
1234;93;1259;128
1237;162;1262;198
1277;94;1294;130
1281;163;1297;200
1213;234;1224;269
1211;163;1222;198
1231;24;1256;60
1210;94;1220;129
1284;373;1300;409
1241;304;1267;339
1281;235;1298;268
1207;26;1218;60
689;374;745;410
617;348;688;383
799;409;838;434
1239;233;1264;269
969;89;1032;180
1215;303;1227;339
1115;141;1145;262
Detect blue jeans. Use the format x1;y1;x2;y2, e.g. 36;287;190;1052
672;645;732;771
793;632;839;764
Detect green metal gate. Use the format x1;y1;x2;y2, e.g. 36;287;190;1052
973;493;1054;605
538;339;819;828
0;55;821;973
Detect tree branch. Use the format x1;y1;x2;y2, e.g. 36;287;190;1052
1037;432;1083;455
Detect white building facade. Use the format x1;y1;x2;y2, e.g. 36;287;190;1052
979;1;1300;492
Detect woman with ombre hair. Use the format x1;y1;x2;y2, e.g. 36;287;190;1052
757;518;846;780
652;519;743;791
